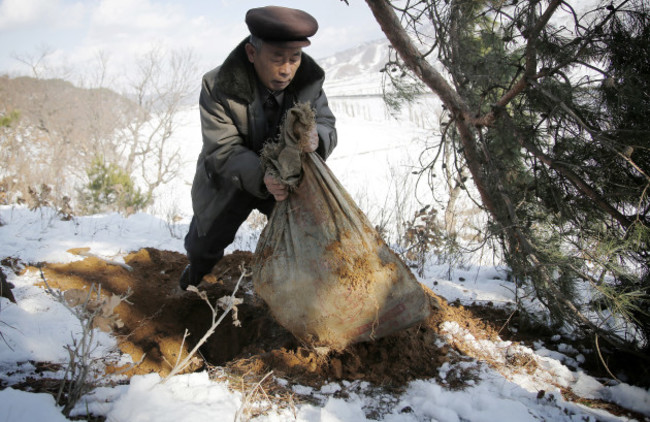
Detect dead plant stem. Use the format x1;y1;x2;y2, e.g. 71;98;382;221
161;265;250;383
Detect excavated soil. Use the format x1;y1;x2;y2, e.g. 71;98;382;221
32;249;650;392
33;248;461;387
6;248;648;420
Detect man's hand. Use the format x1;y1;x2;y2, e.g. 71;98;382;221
302;127;319;153
264;173;289;201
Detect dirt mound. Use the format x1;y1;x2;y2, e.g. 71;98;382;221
16;247;649;422
39;247;649;399
35;248;458;386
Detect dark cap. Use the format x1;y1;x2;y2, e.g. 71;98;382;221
246;6;318;47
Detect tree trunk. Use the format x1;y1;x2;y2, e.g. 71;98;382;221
364;0;501;236
363;0;642;353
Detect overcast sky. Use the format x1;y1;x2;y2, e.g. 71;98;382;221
0;0;386;79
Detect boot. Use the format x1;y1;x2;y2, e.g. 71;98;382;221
178;264;201;290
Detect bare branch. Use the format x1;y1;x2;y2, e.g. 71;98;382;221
161;265;250;382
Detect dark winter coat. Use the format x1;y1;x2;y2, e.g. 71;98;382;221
191;39;337;236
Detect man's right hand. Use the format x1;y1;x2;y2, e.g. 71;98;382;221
264;173;289;201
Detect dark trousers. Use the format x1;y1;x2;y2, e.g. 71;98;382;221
184;191;275;285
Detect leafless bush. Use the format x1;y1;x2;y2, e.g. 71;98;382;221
401;205;444;276
118;47;197;203
246;210;268;232
38;268;132;416
27;184;52;210
24;185;76;223
162;202;186;239
0;268;17;349
355;161;419;247
57;196;74;221
2;45;197;216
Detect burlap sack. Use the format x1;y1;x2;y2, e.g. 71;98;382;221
253;104;430;350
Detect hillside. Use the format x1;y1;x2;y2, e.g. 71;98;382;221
320;39;388;96
0;75;141;208
0;75;136;143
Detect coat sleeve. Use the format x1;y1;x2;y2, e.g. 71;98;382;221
199;75;268;199
313;87;338;160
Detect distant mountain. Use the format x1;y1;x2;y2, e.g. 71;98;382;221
318;39;389;79
317;39;444;130
318;0;602;98
318;39;390;97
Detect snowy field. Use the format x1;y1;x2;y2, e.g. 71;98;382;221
2;206;650;421
1;102;650;421
149;100;439;235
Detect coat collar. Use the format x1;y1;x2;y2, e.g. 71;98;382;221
215;38;325;104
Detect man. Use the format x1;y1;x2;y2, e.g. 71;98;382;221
180;6;337;290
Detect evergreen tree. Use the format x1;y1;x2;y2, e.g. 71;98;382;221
365;0;650;353
79;156;149;215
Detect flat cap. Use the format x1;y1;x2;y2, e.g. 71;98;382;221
246;6;318;47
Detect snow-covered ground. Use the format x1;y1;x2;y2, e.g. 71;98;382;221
2;106;649;420
2;57;649;420
2;205;650;421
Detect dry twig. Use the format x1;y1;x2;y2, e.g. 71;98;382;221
161;264;250;383
234;371;274;422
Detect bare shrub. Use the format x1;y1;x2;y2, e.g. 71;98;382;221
245;210;268;232
162;202;186;239
118;47;197;203
38;268;132;416
401;205;444;276
1;45;197;216
0;268;17;349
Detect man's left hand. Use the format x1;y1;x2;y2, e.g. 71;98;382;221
264;172;289;201
302;127;319;153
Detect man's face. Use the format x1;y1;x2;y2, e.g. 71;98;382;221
245;42;302;92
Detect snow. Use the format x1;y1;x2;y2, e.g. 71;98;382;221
0;260;117;377
106;373;242;421
0;388;70;422
2;183;649;422
2;39;650;422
